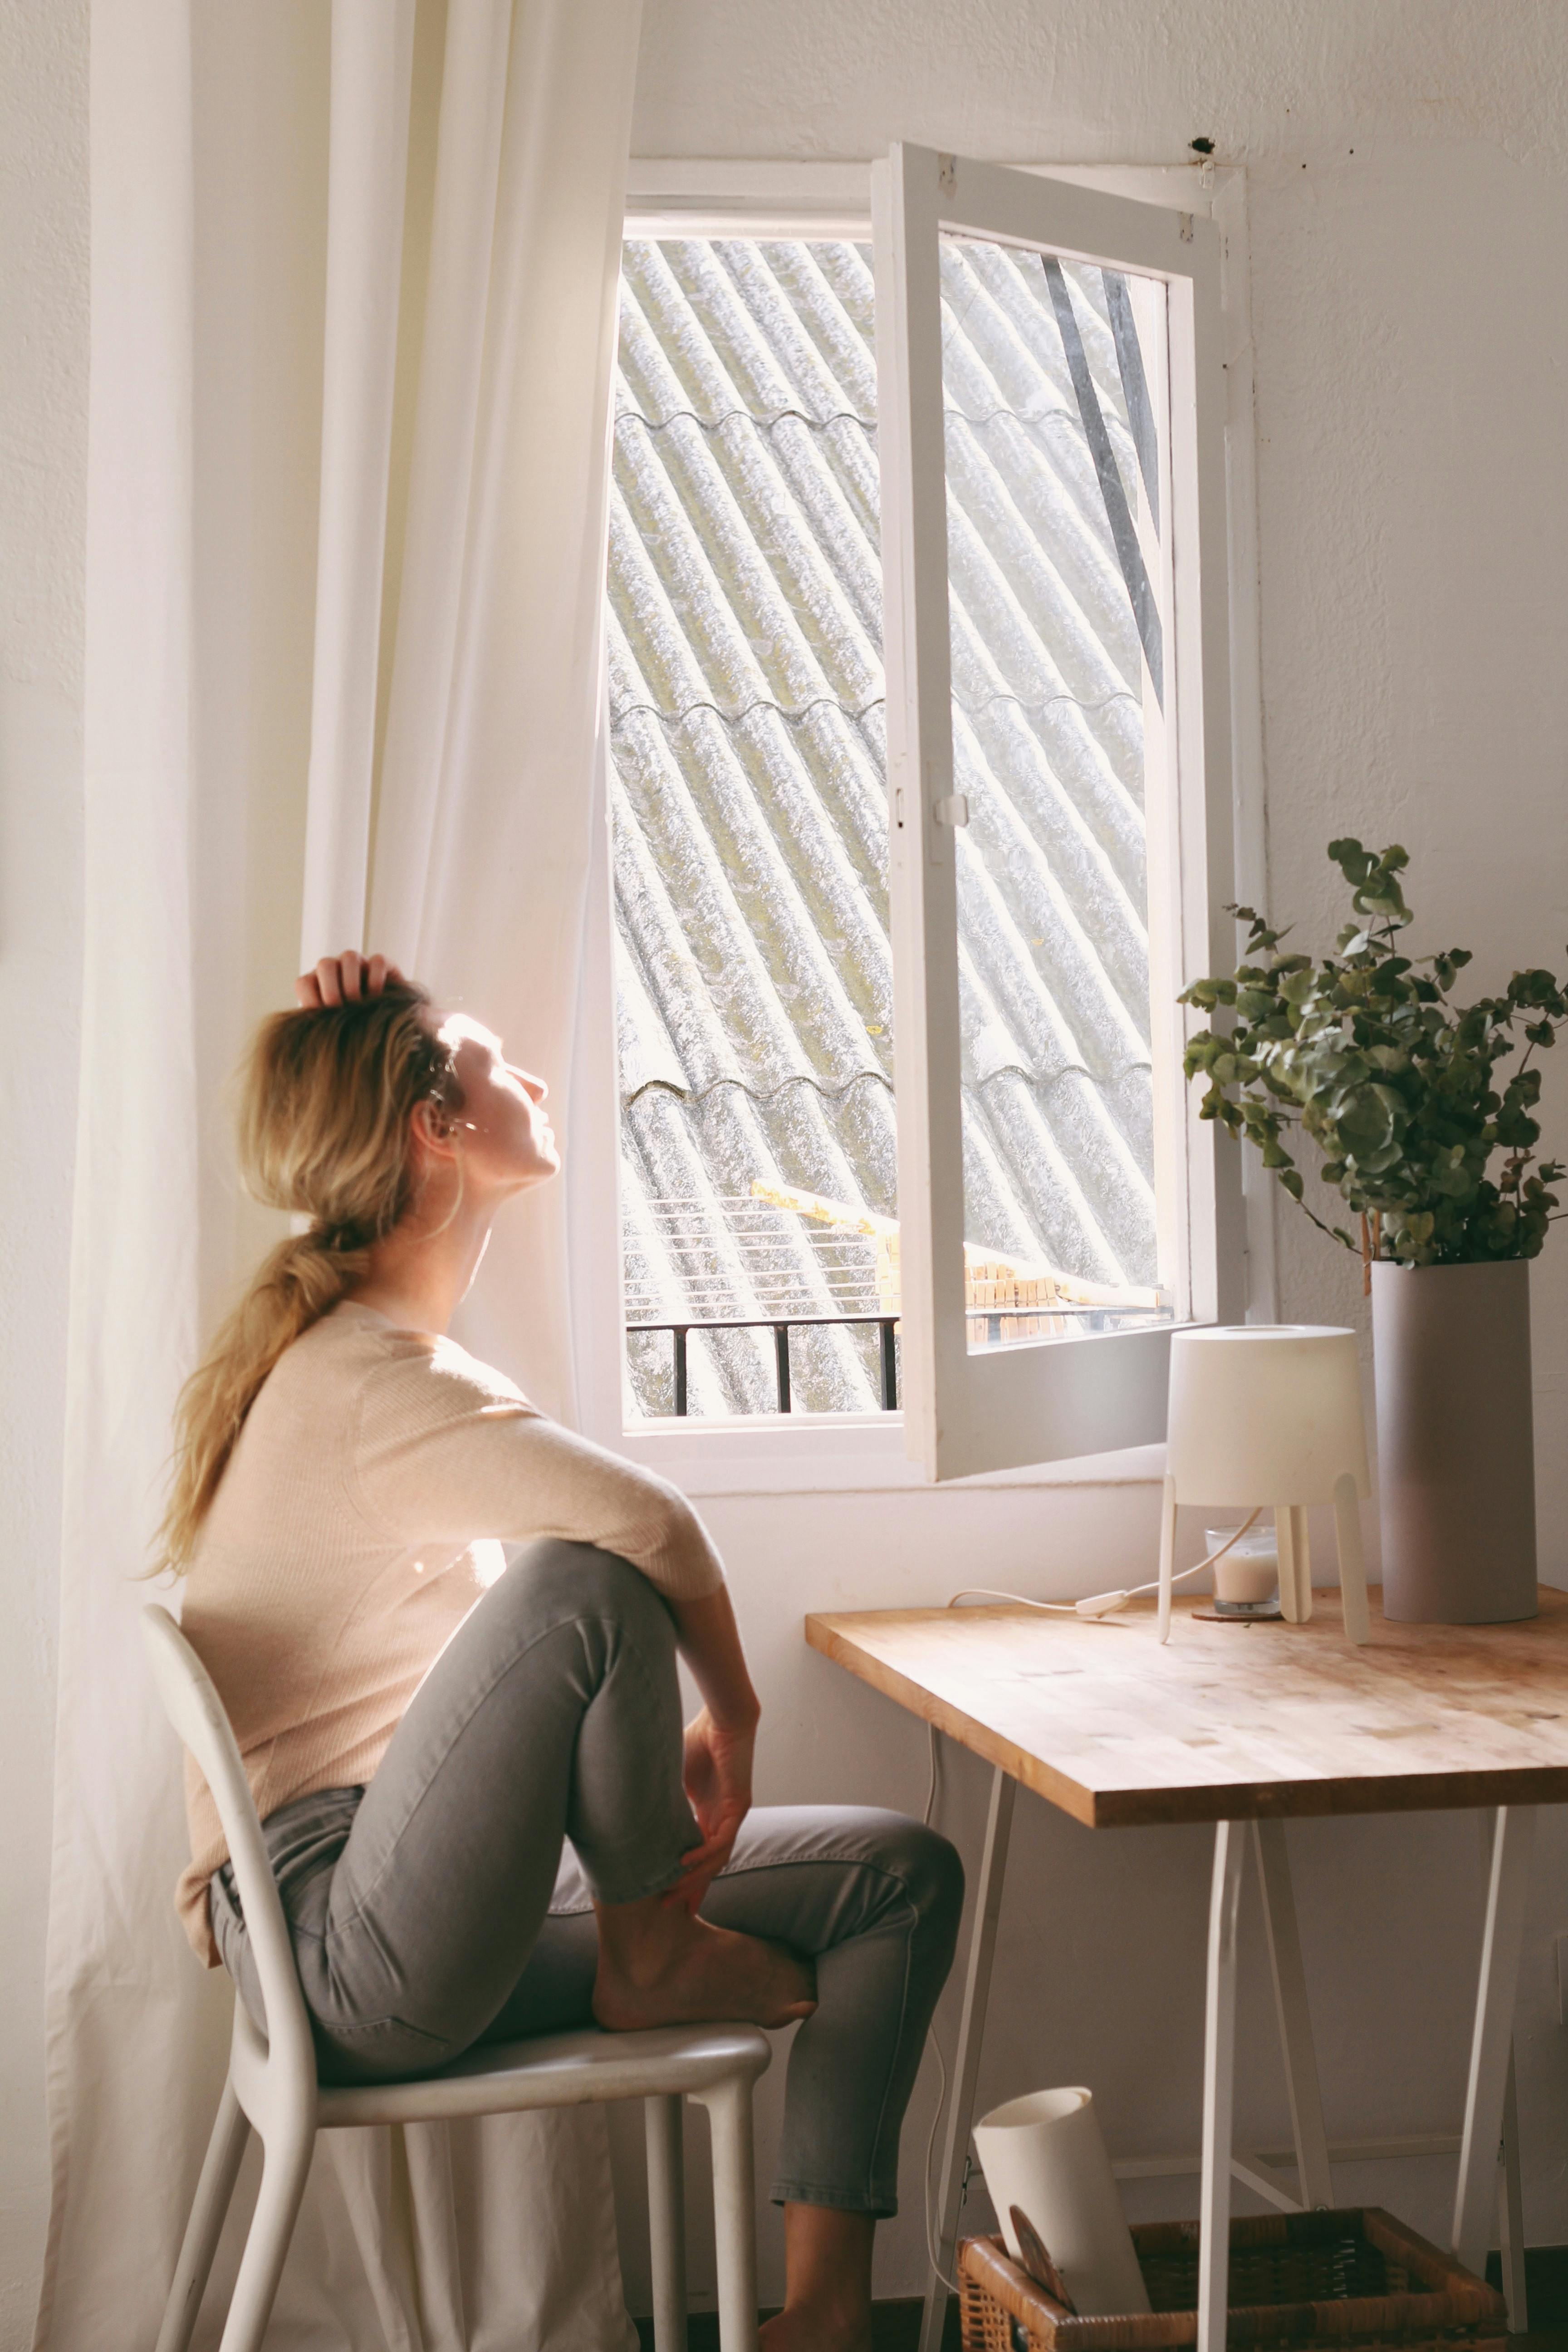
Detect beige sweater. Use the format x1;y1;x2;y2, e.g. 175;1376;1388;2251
176;1302;724;1962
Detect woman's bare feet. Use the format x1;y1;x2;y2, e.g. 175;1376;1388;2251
593;1893;817;2032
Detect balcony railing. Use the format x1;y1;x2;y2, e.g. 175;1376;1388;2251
627;1300;1160;1418
628;1313;901;1416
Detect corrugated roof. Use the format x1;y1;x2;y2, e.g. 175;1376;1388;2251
610;236;1158;1418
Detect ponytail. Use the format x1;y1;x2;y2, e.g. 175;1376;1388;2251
155;983;460;1574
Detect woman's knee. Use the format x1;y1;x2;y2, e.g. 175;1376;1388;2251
500;1539;676;1652
839;1811;965;1950
892;1817;965;1946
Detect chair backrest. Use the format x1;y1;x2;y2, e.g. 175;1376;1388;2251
142;1605;318;2089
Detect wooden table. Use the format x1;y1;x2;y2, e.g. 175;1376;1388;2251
806;1590;1568;2352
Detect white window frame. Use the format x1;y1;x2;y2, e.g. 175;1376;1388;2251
568;156;1271;1498
877;143;1244;1481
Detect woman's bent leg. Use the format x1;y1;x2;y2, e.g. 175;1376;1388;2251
490;1806;964;2215
244;1541;702;2078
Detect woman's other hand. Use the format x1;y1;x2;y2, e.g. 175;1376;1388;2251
664;1583;759;1908
673;1705;755;1910
296;950;405;1009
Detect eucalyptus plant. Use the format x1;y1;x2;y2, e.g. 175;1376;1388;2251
1181;840;1568;1267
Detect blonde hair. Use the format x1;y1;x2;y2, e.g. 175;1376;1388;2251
156;981;462;1573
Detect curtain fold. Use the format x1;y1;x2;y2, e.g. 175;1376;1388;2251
301;3;646;2327
32;4;228;2344
299;0;416;960
38;0;644;2342
364;0;640;1422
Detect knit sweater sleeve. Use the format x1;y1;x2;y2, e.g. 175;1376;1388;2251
353;1330;725;1601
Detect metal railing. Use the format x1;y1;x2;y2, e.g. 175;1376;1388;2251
628;1313;900;1416
626;1302;1165;1417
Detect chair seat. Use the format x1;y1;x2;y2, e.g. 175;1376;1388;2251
232;2007;770;2128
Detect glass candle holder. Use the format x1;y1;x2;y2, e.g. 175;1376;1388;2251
1205;1524;1280;1613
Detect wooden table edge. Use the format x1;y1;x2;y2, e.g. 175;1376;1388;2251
804;1610;1568;1829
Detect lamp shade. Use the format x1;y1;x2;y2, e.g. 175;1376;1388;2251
1166;1326;1371;1507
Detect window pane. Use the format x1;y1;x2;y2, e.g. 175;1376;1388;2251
610;236;1176;1419
612;240;896;1418
936;238;1176;1356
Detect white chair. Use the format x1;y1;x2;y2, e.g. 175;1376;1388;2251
142;1603;769;2352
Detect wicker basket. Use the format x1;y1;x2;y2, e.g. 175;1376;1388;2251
959;2208;1507;2352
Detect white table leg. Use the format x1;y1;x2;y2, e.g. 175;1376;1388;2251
1452;1805;1535;2276
1200;1822;1247;2352
1251;1822;1333;2209
1497;2045;1528;2331
920;1760;1015;2352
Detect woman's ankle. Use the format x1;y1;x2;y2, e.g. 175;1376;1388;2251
593;1890;686;1988
767;2203;875;2351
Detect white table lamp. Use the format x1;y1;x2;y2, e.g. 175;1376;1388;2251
1160;1326;1372;1646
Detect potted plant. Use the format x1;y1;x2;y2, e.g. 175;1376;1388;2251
1181;840;1567;1624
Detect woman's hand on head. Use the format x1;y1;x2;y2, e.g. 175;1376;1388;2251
296;950;406;1010
671;1706;755;1911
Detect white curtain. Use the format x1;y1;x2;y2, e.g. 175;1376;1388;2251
299;0;646;2338
35;0;642;2343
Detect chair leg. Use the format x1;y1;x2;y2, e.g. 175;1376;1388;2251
696;2075;759;2352
155;2078;251;2352
646;2093;689;2352
216;2123;315;2352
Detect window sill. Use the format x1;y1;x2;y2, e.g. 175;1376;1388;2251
612;1417;1166;1498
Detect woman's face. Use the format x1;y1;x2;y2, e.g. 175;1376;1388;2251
434;1014;559;1195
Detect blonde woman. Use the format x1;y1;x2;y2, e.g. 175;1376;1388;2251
167;951;962;2352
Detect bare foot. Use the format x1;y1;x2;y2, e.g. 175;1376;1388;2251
593;1899;817;2033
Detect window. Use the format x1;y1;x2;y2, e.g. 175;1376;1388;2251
877;151;1243;1477
601;157;1251;1473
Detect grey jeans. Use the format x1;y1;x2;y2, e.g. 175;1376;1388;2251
211;1539;963;2215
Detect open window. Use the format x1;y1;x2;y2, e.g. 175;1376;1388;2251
873;147;1244;1478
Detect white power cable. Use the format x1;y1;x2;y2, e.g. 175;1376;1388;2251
945;1509;1264;1624
917;1508;1266;2290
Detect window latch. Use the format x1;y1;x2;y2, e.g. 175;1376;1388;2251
934;794;970;828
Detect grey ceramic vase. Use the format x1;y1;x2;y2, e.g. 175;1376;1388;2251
1370;1258;1537;1623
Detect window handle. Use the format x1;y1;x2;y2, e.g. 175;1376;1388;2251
934;794;970;828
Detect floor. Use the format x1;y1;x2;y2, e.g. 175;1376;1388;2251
631;2246;1568;2349
634;2307;960;2349
1491;2244;1568;2352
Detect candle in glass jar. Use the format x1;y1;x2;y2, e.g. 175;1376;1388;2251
1205;1524;1280;1607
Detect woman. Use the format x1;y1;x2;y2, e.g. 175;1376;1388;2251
167;949;962;2352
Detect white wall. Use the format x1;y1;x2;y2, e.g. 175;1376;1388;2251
0;0;87;2337
613;0;1568;2314
5;0;1568;2337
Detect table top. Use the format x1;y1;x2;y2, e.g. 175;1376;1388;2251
804;1588;1568;1828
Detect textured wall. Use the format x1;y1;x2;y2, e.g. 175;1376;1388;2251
618;0;1568;2315
632;0;1568;172
0;1;88;2340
